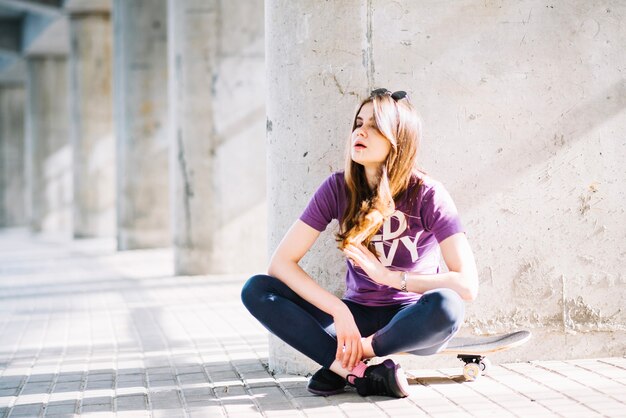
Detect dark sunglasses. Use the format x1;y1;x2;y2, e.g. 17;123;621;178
370;88;409;101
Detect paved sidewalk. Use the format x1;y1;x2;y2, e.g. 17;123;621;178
0;228;624;418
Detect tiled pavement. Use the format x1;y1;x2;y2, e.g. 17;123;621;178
0;228;624;418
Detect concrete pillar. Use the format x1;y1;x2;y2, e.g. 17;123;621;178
266;1;370;374
24;57;72;235
0;86;27;227
68;12;116;238
113;0;170;250
168;0;266;274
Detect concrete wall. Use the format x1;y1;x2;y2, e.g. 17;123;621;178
266;0;626;374
168;0;266;275
25;57;72;235
113;0;170;250
400;0;626;367
0;86;26;227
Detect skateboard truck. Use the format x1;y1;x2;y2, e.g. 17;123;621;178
442;330;531;381
456;354;492;381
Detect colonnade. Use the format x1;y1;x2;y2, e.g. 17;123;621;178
0;0;266;275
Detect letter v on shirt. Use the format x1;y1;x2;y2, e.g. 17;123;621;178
371;210;423;267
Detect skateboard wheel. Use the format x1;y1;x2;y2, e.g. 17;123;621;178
479;358;492;375
463;363;481;381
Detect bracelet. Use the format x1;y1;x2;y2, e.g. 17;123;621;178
400;271;408;292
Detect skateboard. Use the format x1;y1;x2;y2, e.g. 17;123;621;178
438;330;532;381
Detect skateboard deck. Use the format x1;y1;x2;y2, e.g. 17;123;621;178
434;330;531;381
442;330;531;355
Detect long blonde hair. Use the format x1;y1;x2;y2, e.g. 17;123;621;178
337;89;423;251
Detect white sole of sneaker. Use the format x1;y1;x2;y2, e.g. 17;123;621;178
394;364;411;397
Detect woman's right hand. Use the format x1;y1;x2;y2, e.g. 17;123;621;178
333;305;363;371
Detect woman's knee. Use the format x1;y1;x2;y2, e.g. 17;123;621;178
240;274;276;311
422;288;465;331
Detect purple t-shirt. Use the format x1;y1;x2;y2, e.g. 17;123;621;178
299;171;464;306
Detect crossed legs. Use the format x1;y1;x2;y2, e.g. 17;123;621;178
241;274;465;374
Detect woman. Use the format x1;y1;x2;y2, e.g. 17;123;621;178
241;88;479;398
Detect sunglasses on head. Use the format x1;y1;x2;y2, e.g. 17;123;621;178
370;88;409;101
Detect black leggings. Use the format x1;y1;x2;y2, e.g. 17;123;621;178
241;274;465;368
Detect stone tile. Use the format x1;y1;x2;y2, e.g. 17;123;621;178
0;378;23;390
85;380;114;390
88;372;115;382
52;381;83;393
19;381;53;395
115;394;147;411
27;373;56;383
55;373;84;383
149;389;182;409
223;403;260;415
187;406;225;418
0;388;19;396
177;372;208;385
81;395;113;406
43;402;77;415
116;412;151;418
9;403;44;417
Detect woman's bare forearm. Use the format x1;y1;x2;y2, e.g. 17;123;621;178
268;259;349;316
382;269;478;301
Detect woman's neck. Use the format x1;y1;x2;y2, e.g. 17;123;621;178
363;165;381;190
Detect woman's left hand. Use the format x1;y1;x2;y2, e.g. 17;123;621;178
343;243;393;286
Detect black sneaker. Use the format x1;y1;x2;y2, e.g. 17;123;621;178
307;367;346;396
348;359;409;398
